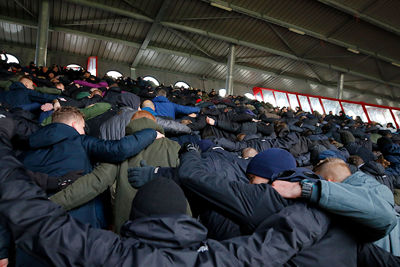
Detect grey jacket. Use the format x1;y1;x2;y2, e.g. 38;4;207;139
316;171;398;252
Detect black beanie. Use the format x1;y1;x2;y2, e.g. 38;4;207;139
377;136;393;150
130;178;188;220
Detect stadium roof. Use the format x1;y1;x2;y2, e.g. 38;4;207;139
1;0;400;104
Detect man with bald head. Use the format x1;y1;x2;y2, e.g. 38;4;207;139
272;157;398;254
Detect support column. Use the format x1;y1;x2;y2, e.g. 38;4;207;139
337;72;344;99
35;0;50;66
130;67;137;79
225;44;235;96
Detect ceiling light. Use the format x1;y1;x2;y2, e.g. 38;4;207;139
288;28;305;35
210;1;232;11
347;48;360;54
392;62;400;68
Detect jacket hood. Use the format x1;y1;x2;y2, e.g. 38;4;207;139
153;96;169;103
360;161;386;176
126;117;164;135
29;123;79;148
121;214;208;248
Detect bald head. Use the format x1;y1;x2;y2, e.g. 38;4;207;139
242;148;258;159
142;100;155;111
313;158;351;183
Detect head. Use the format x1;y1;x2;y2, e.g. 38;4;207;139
130;177;189;220
19;76;34;90
313;158;351;183
141;100;155;111
52;106;85;135
131;110;156;122
242;147;258;159
156;89;167;97
237;133;246;141
347;155;364;168
246;148;297;184
55;82;65;91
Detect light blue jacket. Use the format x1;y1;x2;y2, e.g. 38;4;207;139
316;171;399;255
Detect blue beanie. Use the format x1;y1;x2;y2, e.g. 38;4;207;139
246;148;296;178
196;139;215;152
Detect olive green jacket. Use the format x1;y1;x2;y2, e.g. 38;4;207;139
114;117;181;233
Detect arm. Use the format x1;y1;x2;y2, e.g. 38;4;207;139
49;163;120;210
35;87;62;95
83;128;156;162
222;203;330;267
173;103;200;115
272;172;397;240
318;175;397;239
0;223;9;261
27;89;58;104
178;151;287;229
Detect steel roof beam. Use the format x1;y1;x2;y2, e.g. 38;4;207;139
165;28;214;59
131;0;169;68
317;0;400;36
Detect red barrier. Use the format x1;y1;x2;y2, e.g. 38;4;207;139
253;87;400;128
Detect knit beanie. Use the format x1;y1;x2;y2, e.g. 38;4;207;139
246;148;296;179
130;178;188;220
196;139;215;152
377;136;393;150
340;131;356;145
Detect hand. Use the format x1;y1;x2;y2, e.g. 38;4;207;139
178;142;200;156
40;103;54;112
188;113;197;118
128;160;156;188
0;258;8;267
156;131;165;139
271;181;302;199
53;100;61;111
206;116;215;126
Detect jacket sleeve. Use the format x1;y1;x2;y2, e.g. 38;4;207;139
173;103;200;115
178;151;287;229
0;223;10;260
82;128;156;162
215;118;241;134
0;145;127;266
221;203;330;267
317;173;397;240
156;117;191;135
28;89;58;103
49;163;120;210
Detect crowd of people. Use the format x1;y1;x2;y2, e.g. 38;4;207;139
1;54;400;266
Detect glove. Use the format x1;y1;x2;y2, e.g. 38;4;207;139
47;170;84;191
128;160;157;189
178;142;200;157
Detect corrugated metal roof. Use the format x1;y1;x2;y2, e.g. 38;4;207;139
0;0;399;104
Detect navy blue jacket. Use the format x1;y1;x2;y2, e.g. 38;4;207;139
0;82;57;109
23;123;157;176
153;96;200;119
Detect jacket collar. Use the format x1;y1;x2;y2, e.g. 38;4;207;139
126;117;164;135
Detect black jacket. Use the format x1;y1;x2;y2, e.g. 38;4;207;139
178;151;358;266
